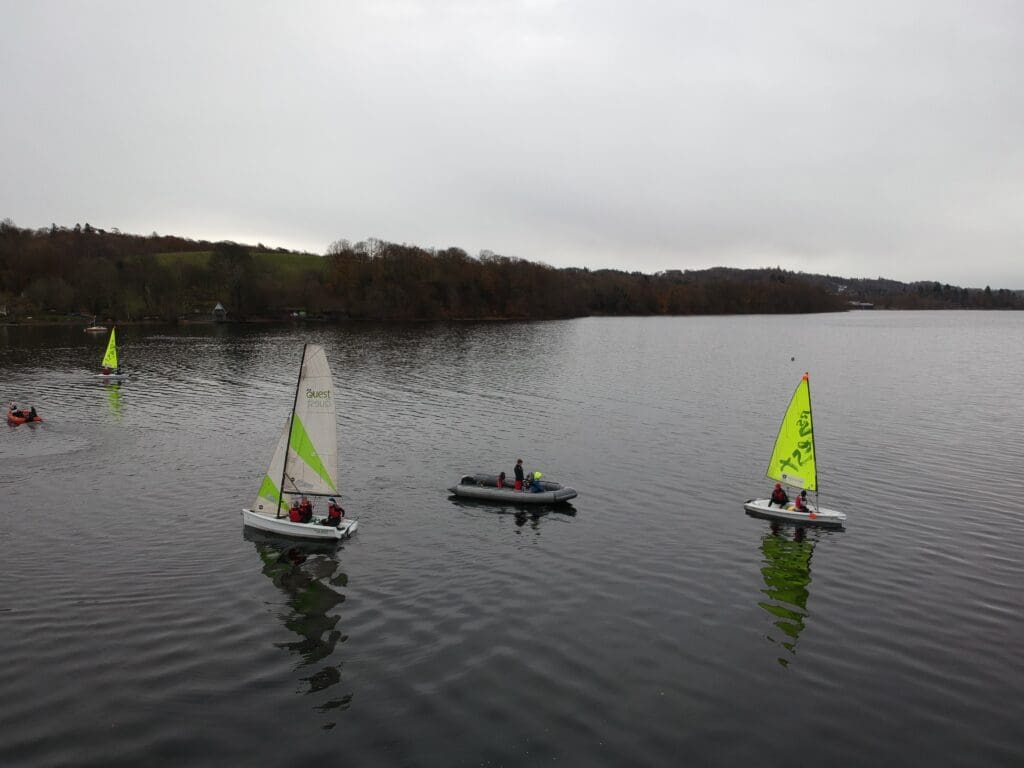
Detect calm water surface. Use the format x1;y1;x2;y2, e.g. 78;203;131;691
1;312;1022;766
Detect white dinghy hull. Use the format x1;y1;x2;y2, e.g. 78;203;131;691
743;498;846;528
241;508;358;540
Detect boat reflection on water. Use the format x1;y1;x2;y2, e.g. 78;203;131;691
758;523;816;667
244;528;354;728
447;497;577;532
104;382;122;416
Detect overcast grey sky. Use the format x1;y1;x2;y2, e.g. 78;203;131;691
2;0;1022;287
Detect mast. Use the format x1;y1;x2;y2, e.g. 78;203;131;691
277;343;307;518
804;372;819;509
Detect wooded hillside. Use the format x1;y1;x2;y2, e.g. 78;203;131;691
1;221;1018;321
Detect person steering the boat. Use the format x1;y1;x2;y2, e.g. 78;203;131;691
769;483;789;507
322;497;345;527
530;471;544;492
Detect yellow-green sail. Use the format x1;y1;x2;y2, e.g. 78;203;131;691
102;328;118;369
766;373;817;491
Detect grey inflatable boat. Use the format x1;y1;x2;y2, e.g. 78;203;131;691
448;474;578;504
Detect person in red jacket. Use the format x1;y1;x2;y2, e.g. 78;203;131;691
322;497;345;527
497;472;506;489
288;500;303;523
769;483;789;507
793;489;809;512
298;496;314;523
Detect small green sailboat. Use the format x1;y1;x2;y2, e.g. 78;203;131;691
97;327;131;380
744;373;847;528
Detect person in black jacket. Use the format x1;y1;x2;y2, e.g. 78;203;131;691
513;459;525;491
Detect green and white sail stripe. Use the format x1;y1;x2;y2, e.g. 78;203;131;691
252;344;340;515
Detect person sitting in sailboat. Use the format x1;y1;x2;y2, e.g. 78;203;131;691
321;497;345;527
299;496;314;523
288;500;304;523
769;483;789;507
793;490;810;513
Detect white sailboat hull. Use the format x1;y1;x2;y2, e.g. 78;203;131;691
241;508;358;540
743;498;846;528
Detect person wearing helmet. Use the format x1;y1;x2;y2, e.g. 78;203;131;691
322;497;345;527
769;482;789;507
793;489;809;512
530;471;544;493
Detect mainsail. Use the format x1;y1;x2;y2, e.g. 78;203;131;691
765;373;817;491
252;344;340;517
102;328;119;369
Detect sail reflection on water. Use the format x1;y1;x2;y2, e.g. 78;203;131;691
104;382;122;416
244;528;353;727
758;524;815;667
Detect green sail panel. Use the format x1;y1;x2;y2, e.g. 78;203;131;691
102;328;118;369
287;413;338;494
765;373;817;491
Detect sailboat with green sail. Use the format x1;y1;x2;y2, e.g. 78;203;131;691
743;373;847;528
97;327;131;380
241;343;358;540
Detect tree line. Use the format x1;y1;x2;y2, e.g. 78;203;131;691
1;220;1018;322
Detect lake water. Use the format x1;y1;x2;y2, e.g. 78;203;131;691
2;312;1022;767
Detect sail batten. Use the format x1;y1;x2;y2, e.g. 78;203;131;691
102;328;118;369
765;373;817;491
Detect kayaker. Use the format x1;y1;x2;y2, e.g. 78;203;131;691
514;459;524;491
769;483;789;507
27;406;38;422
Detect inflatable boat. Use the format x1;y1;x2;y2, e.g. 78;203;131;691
448;474;578;504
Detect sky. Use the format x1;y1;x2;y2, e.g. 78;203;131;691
2;0;1023;288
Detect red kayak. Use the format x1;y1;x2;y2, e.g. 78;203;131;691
7;412;42;425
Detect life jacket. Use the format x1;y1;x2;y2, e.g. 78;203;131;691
771;489;787;503
289;507;302;523
794;495;807;511
328;503;343;520
496;477;504;488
